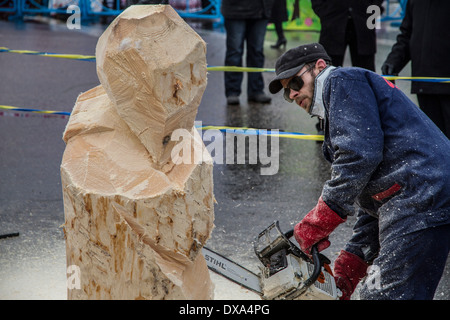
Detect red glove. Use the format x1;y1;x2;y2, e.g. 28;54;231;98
334;250;369;300
294;197;346;254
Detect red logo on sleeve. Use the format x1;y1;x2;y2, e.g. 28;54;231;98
383;77;397;89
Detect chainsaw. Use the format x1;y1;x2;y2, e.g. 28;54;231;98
202;221;340;300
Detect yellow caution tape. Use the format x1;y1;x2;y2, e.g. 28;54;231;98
0;105;323;140
0;47;95;61
198;125;324;141
383;75;450;83
1;46;450;82
206;66;275;73
0;105;71;115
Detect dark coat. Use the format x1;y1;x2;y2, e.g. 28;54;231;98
221;0;275;20
270;0;288;23
310;0;383;56
382;0;450;95
318;67;450;259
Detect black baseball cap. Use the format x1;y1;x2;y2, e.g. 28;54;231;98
269;43;331;94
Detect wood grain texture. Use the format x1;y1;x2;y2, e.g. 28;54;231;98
61;5;214;300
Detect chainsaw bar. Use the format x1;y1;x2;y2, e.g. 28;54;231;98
202;246;263;295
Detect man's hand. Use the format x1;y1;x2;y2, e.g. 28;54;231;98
294;197;346;254
381;62;398;85
334;250;369;300
381;62;396;76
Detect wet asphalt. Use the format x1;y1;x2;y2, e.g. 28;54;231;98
0;15;448;300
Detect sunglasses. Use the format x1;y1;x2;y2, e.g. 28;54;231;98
283;65;314;103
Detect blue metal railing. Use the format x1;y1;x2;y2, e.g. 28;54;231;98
16;0;87;20
1;0;222;24
170;0;221;20
0;0;17;12
1;1;406;27
380;0;407;24
85;0;125;17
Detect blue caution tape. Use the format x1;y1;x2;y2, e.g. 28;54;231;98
0;105;71;116
197;125;323;141
0;105;322;140
0;111;69;119
382;75;450;83
1;46;450;82
206;66;275;73
0;47;96;62
0;47;270;71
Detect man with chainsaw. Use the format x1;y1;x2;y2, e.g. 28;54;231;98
268;43;450;300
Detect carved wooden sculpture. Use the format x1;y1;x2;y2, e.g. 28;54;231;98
61;5;214;299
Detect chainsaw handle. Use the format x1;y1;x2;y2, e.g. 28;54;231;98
303;245;322;288
284;229;323;288
284;229;324;262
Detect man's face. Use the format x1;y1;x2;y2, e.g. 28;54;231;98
280;64;317;113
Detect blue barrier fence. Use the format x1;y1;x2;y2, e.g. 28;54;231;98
1;0;406;27
380;0;407;26
0;0;17;13
0;0;222;23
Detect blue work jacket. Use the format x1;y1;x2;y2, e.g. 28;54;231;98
312;67;450;262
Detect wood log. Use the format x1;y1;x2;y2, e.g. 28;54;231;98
61;5;214;300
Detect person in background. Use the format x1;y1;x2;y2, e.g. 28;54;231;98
310;0;383;71
310;0;383;136
221;0;274;105
270;0;288;49
381;0;450;139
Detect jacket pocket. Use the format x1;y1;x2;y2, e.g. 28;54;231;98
371;183;402;202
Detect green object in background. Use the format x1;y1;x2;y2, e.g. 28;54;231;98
268;0;321;31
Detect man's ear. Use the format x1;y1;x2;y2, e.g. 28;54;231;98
316;59;328;72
